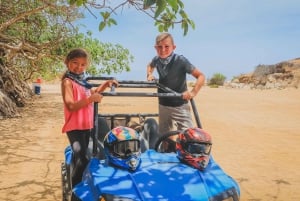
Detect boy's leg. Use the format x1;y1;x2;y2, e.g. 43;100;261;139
172;103;194;130
158;104;174;134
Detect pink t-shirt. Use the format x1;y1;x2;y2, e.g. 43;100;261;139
62;79;93;133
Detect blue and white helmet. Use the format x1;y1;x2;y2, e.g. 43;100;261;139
104;126;141;171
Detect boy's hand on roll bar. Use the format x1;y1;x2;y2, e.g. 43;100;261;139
182;90;196;100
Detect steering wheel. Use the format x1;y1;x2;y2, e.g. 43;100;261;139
154;130;182;153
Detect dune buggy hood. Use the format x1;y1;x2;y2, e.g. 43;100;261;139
73;150;239;201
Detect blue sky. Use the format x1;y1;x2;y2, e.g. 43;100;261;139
78;0;300;81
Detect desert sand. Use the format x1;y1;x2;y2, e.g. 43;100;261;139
0;83;300;201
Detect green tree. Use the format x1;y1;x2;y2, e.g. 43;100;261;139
0;0;133;117
0;0;79;117
59;32;134;76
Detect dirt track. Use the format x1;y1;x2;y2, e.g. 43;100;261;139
0;84;300;201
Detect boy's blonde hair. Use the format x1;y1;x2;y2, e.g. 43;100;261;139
155;33;174;45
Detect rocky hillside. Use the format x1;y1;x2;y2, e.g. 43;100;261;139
225;58;300;89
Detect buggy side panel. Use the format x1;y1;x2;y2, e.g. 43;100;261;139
64;146;72;166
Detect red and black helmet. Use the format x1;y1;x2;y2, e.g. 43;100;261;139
176;128;212;170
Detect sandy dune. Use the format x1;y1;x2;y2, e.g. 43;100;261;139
0;83;299;201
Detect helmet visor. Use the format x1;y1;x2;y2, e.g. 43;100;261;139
112;140;140;158
184;142;212;155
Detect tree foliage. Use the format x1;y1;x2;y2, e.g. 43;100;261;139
69;0;195;36
59;32;134;76
1;0;79;80
0;0;133;118
0;0;80;118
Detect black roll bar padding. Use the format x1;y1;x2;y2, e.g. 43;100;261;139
101;92;182;97
99;113;159;118
89;80;158;89
190;99;202;128
92;102;98;156
86;76;116;81
156;82;180;95
86;77;157;86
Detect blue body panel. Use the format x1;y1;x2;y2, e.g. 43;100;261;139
73;150;240;201
64;146;72;166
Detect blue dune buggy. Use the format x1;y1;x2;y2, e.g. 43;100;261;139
61;77;240;201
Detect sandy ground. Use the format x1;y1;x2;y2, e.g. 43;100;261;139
0;83;300;201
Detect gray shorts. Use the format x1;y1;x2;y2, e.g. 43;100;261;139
159;103;194;134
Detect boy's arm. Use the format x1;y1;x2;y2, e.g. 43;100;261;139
182;68;205;100
190;68;205;97
147;63;155;81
